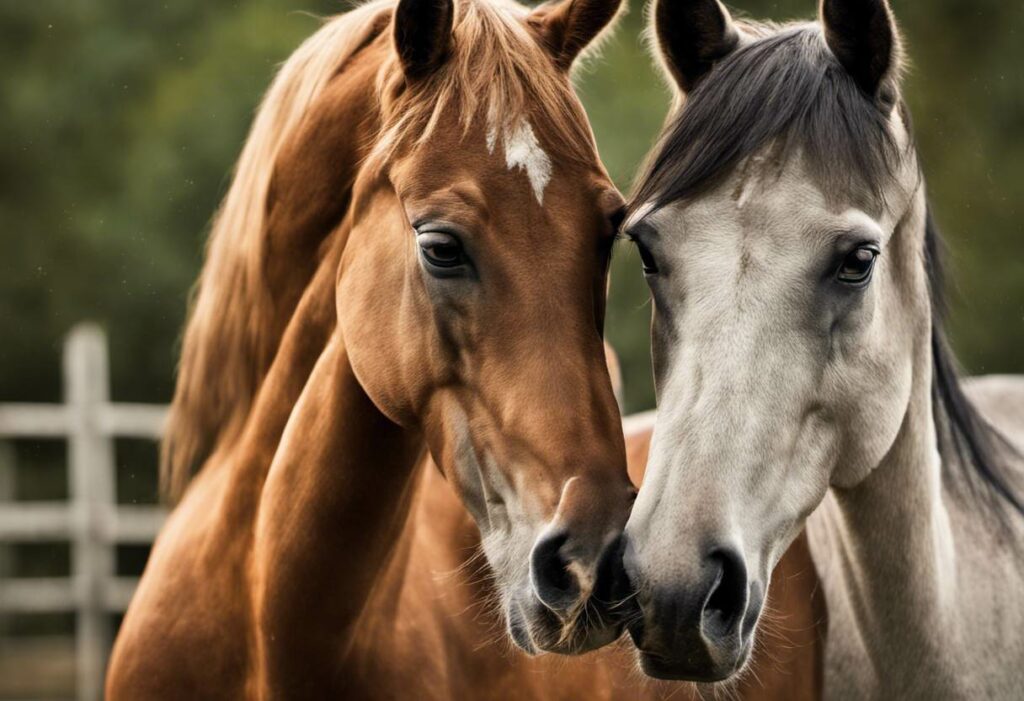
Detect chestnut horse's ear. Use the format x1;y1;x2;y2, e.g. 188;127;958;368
529;0;624;71
653;0;741;93
820;0;899;99
393;0;455;80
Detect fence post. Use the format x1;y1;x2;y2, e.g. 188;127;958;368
0;441;13;638
65;324;115;701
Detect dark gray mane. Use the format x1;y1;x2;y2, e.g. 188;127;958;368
631;24;902;210
631;23;1023;517
926;212;1024;518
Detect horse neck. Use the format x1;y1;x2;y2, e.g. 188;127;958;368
250;319;425;696
187;41;432;689
211;231;345;515
812;375;967;687
233;212;430;690
186;186;426;696
812;357;1024;698
807;208;968;695
807;192;1024;695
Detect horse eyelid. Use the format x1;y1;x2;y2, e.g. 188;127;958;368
412;220;470;238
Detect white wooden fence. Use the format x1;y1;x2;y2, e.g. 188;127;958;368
0;324;168;701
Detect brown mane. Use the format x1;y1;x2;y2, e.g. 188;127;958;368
161;0;601;500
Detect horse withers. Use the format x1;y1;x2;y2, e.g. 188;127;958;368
621;0;1024;697
107;0;636;696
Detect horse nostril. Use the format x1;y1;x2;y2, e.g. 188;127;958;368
701;547;748;643
530;531;580;612
593;533;631;605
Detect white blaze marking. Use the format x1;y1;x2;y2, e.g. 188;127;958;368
736;177;756;208
487;119;552;205
504;121;552;205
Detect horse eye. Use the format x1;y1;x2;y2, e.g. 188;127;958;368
836;245;879;285
417;231;466;270
635;240;659;276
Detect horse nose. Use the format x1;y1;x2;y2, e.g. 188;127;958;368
624;541;762;681
594;533;633;608
529;530;631;616
530;530;580;612
700;547;749;645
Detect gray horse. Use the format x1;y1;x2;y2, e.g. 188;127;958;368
620;0;1024;697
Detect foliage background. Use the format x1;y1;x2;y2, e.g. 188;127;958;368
0;0;1021;693
2;0;1022;412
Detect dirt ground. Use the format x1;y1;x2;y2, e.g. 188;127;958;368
0;637;75;699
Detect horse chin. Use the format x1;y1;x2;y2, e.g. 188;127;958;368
506;593;625;656
629;624;755;682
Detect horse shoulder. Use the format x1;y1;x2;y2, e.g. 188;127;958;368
108;464;253;699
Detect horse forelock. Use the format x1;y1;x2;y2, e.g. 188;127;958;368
370;0;597;173
630;23;909;219
162;0;602;501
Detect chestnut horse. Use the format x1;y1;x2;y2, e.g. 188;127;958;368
108;0;636;696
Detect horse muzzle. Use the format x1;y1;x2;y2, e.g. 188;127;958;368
506;523;634;655
623;539;763;681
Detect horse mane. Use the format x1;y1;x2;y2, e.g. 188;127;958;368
631;24;904;212
162;0;598;500
925;211;1024;517
630;23;1023;518
161;0;394;500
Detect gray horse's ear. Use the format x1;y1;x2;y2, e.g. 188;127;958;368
393;0;454;80
653;0;741;93
820;0;899;99
529;0;624;71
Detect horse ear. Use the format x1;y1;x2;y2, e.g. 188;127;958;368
653;0;741;93
393;0;455;80
529;0;624;71
820;0;899;99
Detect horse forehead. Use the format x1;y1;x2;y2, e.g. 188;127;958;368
670;165;837;246
737;163;831;220
404;118;597;211
487;118;554;206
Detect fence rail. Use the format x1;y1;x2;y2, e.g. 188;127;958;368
0;324;168;701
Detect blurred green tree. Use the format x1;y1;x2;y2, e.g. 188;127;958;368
0;0;336;404
1;0;1021;417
